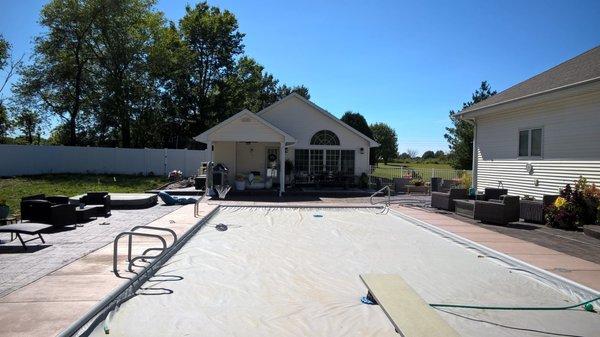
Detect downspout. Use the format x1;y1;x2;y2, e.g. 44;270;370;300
464;118;477;191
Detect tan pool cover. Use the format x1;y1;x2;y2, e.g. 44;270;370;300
91;207;600;336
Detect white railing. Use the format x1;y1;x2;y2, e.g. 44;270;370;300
369;165;471;182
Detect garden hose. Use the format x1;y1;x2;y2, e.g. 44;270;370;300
429;295;600;312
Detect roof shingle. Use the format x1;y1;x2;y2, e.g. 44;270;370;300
460;45;600;114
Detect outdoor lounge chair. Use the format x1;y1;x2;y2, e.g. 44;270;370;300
21;195;77;226
474;195;520;225
158;191;196;205
0;223;52;248
476;188;509;201
431;188;468;211
79;192;111;217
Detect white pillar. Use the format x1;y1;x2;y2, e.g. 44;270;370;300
279;142;285;196
207;141;213;163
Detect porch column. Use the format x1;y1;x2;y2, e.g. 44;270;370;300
207;140;213;163
279;142;285;196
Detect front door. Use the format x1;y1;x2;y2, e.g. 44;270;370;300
265;147;279;183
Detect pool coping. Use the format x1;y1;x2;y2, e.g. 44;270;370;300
58;204;600;336
389;208;600;301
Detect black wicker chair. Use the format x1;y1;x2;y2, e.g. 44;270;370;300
474;195;520;225
20;195;77;226
431;188;468;211
476;188;509;201
79;192;111;217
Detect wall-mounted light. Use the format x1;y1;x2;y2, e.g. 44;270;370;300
211;145;214;151
285;148;288;153
360;147;364;154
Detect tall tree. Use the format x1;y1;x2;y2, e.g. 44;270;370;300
444;81;496;169
178;2;245;135
91;0;166;148
0;35;11;142
12;109;42;144
422;150;435;159
340;111;376;164
370;122;398;165
276;84;310;100
15;0;99;146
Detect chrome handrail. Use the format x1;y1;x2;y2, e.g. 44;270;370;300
370;185;391;208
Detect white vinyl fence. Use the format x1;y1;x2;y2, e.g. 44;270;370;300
0;144;208;177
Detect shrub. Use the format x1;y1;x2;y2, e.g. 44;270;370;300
458;172;472;189
410;178;424;186
545;177;600;230
359;173;369;189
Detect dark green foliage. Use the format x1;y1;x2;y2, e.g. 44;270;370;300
421;150;435;159
341;111;377;164
445;81;496;169
545;177;600;230
10;0;310;148
370;122;398;165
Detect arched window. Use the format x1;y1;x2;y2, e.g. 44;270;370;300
310;130;340;146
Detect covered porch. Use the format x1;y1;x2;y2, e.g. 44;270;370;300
194;110;296;195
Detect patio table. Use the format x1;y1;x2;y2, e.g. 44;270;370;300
454;199;475;218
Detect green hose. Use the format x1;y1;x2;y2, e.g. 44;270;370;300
429;296;600;312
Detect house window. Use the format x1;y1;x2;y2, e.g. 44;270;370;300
294;149;309;172
295;148;356;176
310;130;340;146
325;150;340;172
518;128;543;157
309;150;324;174
340;150;355;175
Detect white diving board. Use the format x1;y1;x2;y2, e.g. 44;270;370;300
360;274;460;337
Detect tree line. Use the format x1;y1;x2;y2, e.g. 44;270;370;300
0;0;493;170
0;0;309;149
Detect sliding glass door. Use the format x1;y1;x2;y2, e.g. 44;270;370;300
294;149;355;176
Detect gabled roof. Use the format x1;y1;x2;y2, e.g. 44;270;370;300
194;109;296;143
458;45;600;117
257;93;380;147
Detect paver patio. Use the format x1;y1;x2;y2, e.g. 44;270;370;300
1;195;599;337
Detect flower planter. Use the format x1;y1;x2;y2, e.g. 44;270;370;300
0;205;9;219
235;180;246;191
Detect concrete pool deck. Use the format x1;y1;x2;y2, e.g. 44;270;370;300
0;199;598;336
0;203;217;337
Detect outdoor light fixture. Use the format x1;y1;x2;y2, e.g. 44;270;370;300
360;147;364;154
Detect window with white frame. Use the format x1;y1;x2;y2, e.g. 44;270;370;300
518;128;543;157
294;149;356;175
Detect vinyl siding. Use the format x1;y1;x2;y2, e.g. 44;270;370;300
260;96;372;175
475;89;600;198
208;115;284;143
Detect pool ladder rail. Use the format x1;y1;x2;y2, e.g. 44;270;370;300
112;225;177;279
370;185;391;213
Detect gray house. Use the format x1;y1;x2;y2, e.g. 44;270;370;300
456;46;600;198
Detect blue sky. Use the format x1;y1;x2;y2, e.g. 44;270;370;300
1;0;599;154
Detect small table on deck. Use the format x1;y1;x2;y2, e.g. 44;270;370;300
0;216;18;242
454;199;475;218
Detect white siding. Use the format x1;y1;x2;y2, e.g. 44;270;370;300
260;96;372;175
475;90;600;198
208;115;284;143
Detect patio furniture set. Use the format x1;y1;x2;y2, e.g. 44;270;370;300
0;192;111;249
431;187;559;226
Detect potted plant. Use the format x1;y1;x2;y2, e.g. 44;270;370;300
284;160;294;185
235;174;246;191
0;198;9;219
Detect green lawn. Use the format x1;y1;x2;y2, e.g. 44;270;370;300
375;162;453;170
372;162;469;181
0;174;167;217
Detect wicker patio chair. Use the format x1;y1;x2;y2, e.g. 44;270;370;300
431;188;468;211
474;195;520;225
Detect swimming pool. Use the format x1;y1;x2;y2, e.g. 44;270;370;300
79;206;599;336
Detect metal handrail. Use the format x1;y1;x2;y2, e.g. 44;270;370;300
370;185;391;207
113;232;167;278
194;194;205;217
58;206;220;337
